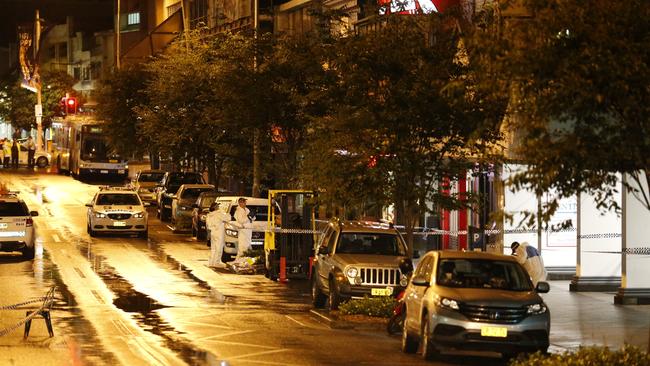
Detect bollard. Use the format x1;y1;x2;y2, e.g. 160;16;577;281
279;256;287;283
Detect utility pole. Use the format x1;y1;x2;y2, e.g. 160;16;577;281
116;0;121;69
34;9;43;152
251;0;261;198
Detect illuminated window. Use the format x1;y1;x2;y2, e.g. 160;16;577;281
127;12;140;25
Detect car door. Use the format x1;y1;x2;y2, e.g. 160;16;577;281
320;228;339;291
315;227;334;284
405;254;434;331
19;145;28;164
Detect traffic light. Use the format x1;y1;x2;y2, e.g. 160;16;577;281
65;97;77;115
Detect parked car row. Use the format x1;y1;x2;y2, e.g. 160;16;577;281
122;169;552;361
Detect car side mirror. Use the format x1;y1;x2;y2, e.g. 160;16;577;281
411;275;429;287
318;247;330;255
536;281;550;293
85;203;93;207
29;211;38;217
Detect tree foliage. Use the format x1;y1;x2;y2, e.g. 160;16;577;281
301;13;505;248
470;0;650;214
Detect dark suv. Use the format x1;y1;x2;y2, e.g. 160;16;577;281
156;172;204;221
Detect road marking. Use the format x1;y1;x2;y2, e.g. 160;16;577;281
285;315;307;327
226;349;289;361
195;330;253;342
176;321;233;330
202;339;278;349
90;290;105;304
309;309;333;322
52;234;61;243
74;267;86;278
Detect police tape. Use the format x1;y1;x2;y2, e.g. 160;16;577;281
266;227;624;238
0;287;56;337
585;247;650;255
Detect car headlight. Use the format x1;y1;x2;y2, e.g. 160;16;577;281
179;206;190;211
526;302;547;315
138;188;148;193
133;212;145;218
226;228;238;237
345;267;358;279
94;211;106;218
200;214;207;221
435;296;459;310
399;275;409;287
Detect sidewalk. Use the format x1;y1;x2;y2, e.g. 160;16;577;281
544;280;650;352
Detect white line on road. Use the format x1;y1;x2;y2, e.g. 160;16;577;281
309;309;333;322
226;349;289;361
285;315;307;327
52;234;61;242
195;330;253;342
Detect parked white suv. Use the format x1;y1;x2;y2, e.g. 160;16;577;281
0;192;38;259
86;187;148;238
207;196;268;261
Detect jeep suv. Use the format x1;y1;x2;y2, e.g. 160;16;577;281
0;192;39;259
312;220;412;310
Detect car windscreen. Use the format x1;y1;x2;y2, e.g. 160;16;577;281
96;194;141;206
138;173;165;183
168;175;203;193
181;188;213;200
336;233;406;256
228;205;268;221
81;137;108;161
436;259;533;291
0;202;29;216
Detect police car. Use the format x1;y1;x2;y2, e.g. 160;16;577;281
86;186;148;238
0;191;39;259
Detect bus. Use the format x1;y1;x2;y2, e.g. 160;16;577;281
50;116;128;179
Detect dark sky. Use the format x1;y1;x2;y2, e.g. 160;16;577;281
0;0;114;44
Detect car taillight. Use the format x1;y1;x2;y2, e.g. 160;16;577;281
26;217;33;227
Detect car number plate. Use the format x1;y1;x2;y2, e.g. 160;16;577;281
100;170;109;174
481;326;508;338
0;223;7;229
113;221;126;227
109;159;118;163
371;288;392;296
118;169;125;174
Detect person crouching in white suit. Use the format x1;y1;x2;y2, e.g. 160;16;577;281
206;202;231;268
234;197;254;258
511;241;547;286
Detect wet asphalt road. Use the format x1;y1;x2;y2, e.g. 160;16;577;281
0;170;511;366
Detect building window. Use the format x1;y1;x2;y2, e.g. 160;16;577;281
167;2;182;18
127;12;140;25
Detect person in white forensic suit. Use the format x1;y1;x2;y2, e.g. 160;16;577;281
234;197;255;258
206;202;231;268
511;241;548;286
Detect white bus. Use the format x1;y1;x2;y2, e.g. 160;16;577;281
50;116;128;179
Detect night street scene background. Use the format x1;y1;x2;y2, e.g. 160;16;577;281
0;0;649;365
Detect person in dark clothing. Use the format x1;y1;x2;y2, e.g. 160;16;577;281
11;139;19;169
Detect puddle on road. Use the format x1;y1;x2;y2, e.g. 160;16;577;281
70;236;215;366
44;252;120;365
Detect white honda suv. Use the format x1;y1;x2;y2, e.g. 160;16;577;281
0;192;39;259
86;187;148;238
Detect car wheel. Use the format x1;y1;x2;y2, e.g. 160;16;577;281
22;245;35;260
138;229;148;239
328;278;341;311
312;276;327;308
36;156;48;168
421;316;439;360
401;317;419;354
89;223;97;237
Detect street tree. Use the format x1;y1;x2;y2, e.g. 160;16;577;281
0;70;75;134
302;13;505;250
96;63;150;160
469;0;650;217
